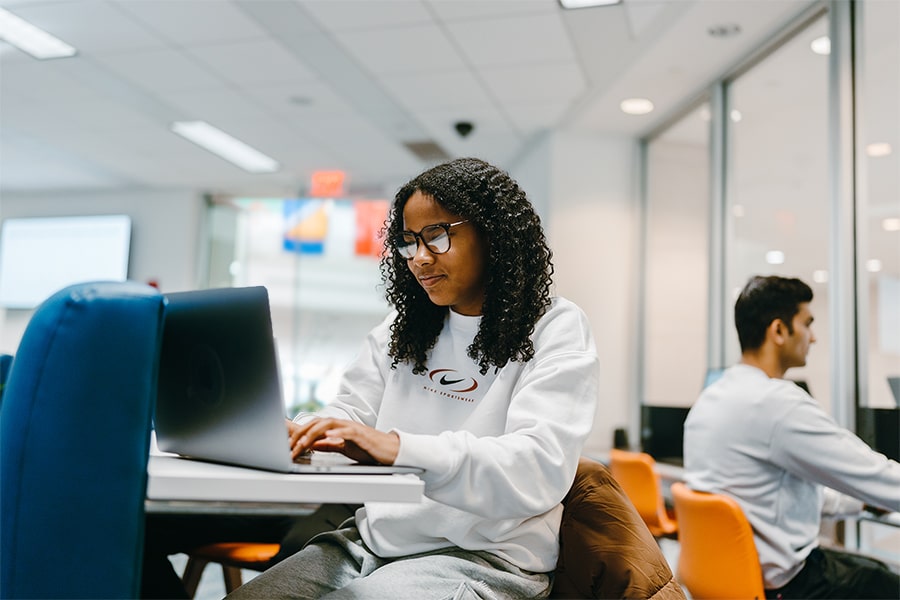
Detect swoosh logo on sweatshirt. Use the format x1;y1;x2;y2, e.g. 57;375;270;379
428;368;478;393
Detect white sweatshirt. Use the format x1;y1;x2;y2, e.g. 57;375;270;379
307;297;599;573
684;363;900;589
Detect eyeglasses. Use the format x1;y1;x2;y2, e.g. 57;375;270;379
393;220;469;259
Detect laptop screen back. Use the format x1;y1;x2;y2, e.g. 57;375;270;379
154;286;295;472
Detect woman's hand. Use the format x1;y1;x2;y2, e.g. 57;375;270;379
286;417;399;465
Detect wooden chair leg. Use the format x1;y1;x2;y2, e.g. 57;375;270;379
222;565;244;594
181;557;210;598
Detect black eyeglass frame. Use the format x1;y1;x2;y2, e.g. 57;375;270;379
393;219;469;259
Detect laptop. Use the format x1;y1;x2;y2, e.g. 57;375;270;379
154;286;421;476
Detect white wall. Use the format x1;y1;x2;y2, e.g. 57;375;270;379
644;140;709;406
0;188;205;354
513;131;640;457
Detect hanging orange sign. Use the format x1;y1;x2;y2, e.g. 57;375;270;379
310;170;345;197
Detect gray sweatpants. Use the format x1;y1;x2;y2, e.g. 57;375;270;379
225;524;552;600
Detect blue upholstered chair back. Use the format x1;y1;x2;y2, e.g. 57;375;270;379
1;281;166;599
0;353;12;402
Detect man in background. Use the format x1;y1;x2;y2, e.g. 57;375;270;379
684;275;899;599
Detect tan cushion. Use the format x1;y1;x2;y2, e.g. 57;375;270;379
550;457;686;599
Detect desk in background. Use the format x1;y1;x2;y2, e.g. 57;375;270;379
146;455;424;515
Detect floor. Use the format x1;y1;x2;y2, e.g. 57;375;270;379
170;554;261;600
173;539;684;600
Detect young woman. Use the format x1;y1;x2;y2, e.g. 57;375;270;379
230;157;599;599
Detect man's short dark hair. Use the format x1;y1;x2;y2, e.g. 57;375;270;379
734;275;813;352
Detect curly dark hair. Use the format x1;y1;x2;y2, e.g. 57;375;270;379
734;275;813;352
380;157;554;375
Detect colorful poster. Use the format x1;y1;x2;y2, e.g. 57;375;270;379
354;200;390;259
283;199;328;254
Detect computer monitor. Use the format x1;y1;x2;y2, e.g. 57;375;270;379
640;405;691;466
702;367;726;389
857;407;899;463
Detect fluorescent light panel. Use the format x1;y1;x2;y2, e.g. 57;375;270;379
559;0;621;8
0;8;76;59
171;121;280;174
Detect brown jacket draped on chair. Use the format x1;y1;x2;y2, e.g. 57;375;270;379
551;457;686;599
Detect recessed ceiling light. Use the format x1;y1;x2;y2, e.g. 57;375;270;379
708;24;741;38
866;258;882;273
558;0;621;8
765;250;785;265
866;142;892;157
171;121;280;174
620;98;654;115
0;7;77;59
812;270;828;283
883;218;900;232
730;109;743;123
810;36;831;55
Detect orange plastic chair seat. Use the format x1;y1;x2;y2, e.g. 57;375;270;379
608;449;678;538
671;482;765;599
189;542;279;569
182;542;281;596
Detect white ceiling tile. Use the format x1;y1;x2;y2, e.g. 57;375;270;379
0;42;32;63
162;87;276;123
114;0;270;46
335;24;464;76
382;69;495;112
47;97;163;132
445;12;576;68
299;0;433;32
560;4;645;86
92;48;225;93
188;40;319;87
243;81;358;119
426;0;557;21
502;100;573;132
623;0;669;39
0;60;101;102
480;63;586;106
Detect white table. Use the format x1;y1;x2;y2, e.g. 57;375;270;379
145;455;424;515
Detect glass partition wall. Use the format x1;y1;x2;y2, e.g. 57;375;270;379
856;0;900;412
640;0;897;453
724;13;832;409
639;105;710;459
854;0;900;487
203;196;391;417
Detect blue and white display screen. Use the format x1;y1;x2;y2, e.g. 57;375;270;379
0;214;131;309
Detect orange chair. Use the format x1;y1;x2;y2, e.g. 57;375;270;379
181;543;280;597
608;449;677;538
670;482;765;600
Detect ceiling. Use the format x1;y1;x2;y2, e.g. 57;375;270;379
0;0;816;198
